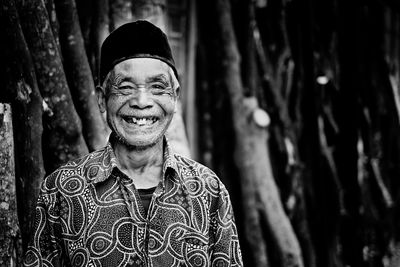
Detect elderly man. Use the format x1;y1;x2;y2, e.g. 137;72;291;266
23;20;242;267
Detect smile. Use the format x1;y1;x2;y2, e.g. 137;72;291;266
122;115;158;126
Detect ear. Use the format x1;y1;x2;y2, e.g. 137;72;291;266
175;86;181;98
96;85;106;113
174;87;180;113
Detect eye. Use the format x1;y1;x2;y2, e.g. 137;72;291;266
113;83;135;95
118;85;134;90
150;83;168;90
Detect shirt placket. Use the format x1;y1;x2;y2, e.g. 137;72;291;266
117;173;166;267
143;181;166;265
117;175;149;266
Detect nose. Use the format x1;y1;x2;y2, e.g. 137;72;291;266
128;88;153;109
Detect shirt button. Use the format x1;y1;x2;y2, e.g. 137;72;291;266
148;237;156;249
133;259;142;266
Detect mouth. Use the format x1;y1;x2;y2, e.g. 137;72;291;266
121;115;159;126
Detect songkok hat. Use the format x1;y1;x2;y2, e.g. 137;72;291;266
99;20;178;85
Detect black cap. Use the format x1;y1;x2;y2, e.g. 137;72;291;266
99;20;177;85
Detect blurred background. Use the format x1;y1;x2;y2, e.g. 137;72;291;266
1;0;400;266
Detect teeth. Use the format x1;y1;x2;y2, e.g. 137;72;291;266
124;116;157;126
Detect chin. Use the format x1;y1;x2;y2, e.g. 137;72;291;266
125;142;157;151
116;133;164;151
108;117;171;150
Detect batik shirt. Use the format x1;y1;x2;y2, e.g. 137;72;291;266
23;140;243;267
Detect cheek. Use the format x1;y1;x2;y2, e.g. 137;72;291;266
106;97;124;114
166;101;176;112
160;97;177;113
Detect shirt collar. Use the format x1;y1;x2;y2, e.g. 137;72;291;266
162;137;179;176
91;135;179;184
91;142;118;184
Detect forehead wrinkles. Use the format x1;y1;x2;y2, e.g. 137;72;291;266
112;73;169;86
145;74;168;83
114;59;170;78
112;72;124;85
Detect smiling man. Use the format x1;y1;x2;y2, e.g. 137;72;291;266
23;21;242;267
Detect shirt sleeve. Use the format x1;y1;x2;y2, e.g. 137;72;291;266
209;183;243;267
23;171;69;267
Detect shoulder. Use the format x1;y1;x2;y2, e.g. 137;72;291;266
172;154;227;198
41;147;110;195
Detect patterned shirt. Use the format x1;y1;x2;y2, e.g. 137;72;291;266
23;139;243;267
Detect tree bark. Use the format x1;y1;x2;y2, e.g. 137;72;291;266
0;0;45;249
195;44;214;168
254;2;317;266
75;0;94;54
182;0;198;158
110;0;133;30
17;0;88;172
92;0;110;83
0;104;22;267
213;0;304;266
44;0;62;58
230;2;269;266
55;0;109;151
132;0;167;32
75;0;104;81
242;168;270;267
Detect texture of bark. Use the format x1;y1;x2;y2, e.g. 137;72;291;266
44;0;62;57
75;0;102;81
75;0;94;53
195;45;214;168
213;0;303;266
0;0;45;249
242;170;270;267
0;104;22;267
132;0;167;32
55;0;108;151
110;0;133;30
230;2;269;266
17;0;88;172
182;0;198;158
92;0;110;83
254;2;317;266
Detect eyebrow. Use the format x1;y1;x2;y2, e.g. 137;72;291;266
111;73;170;87
145;74;169;84
111;73;126;85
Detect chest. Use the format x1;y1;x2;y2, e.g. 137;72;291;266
58;178;211;266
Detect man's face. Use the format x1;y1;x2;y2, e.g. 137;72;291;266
98;58;178;149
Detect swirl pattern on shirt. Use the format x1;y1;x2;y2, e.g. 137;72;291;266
23;141;243;267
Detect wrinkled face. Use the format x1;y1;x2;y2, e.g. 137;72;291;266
98;58;179;149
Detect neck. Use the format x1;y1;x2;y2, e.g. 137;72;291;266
113;140;164;175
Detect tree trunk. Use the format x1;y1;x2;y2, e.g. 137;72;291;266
195;44;214;168
230;2;270;266
110;0;133;30
0;104;22;267
335;1;364;266
132;0;167;32
254;2;317;266
182;0;198;158
92;0;110;83
75;0;106;82
17;0;88;172
75;0;94;55
0;0;45;249
213;0;304;266
44;0;62;58
55;0;109;151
